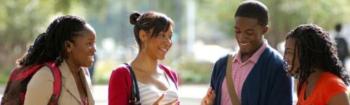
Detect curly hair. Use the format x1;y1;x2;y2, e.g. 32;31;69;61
17;15;87;67
286;24;350;92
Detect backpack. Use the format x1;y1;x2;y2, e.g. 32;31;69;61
1;61;62;105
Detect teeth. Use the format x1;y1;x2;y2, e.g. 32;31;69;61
239;41;248;44
161;48;167;52
240;43;248;45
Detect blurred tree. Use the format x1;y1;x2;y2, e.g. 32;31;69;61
2;0;350;84
0;0;106;71
193;0;350;47
86;0;186;62
265;0;350;47
195;0;240;48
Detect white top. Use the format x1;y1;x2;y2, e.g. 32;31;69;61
137;67;178;105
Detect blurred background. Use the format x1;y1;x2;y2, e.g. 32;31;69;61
1;0;350;104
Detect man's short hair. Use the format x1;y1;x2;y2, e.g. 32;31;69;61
235;0;269;26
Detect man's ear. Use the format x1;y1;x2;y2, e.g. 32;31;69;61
262;25;269;35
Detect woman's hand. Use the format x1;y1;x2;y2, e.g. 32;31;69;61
201;87;215;105
153;94;179;105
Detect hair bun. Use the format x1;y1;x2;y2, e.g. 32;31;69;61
130;12;141;25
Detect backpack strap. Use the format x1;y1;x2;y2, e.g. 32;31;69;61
124;63;141;105
225;54;240;105
2;62;62;105
11;65;44;80
45;62;62;105
10;65;46;104
159;64;178;88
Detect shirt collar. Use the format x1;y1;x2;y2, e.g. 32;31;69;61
233;40;267;64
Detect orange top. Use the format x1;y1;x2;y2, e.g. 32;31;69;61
297;72;348;105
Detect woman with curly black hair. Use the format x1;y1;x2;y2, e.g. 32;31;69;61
284;24;350;105
2;15;96;105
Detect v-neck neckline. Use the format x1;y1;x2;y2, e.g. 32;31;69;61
300;72;324;101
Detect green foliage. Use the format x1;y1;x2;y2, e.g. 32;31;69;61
0;67;11;85
0;0;106;84
264;0;350;46
175;56;213;84
93;59;119;84
196;0;240;38
193;0;350;47
2;0;350;85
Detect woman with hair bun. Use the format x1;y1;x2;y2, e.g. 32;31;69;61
108;11;179;105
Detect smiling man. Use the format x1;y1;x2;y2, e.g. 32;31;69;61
202;1;293;105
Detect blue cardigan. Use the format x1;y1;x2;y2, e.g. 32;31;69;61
210;46;293;105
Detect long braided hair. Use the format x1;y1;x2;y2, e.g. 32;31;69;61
17;15;87;67
286;24;350;93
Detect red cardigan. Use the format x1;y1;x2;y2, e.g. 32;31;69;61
108;64;179;105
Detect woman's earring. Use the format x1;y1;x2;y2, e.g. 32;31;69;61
55;55;63;64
